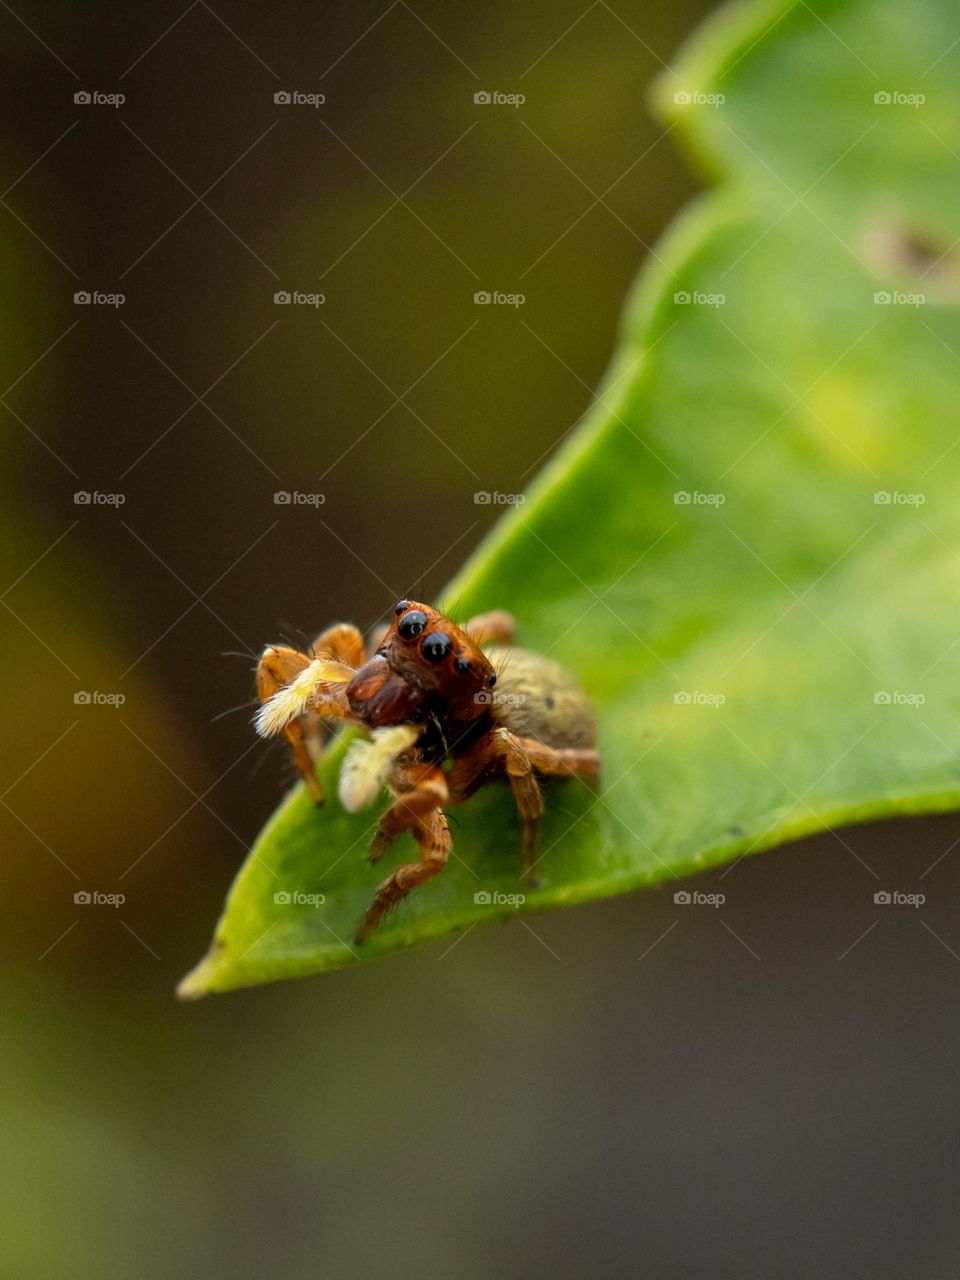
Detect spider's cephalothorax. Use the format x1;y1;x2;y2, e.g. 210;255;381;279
344;600;498;758
255;600;599;942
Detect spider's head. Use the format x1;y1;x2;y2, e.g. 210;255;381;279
378;599;497;721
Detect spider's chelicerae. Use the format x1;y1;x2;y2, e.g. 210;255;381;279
255;600;600;943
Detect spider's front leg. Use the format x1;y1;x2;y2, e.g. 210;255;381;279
310;621;365;667
464;609;515;646
255;633;358;803
506;736;601;880
448;728;599;885
446;728;543;881
356;764;451;943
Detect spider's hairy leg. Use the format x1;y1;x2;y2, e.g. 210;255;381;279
448;727;565;885
512;737;600;880
302;623;366;766
495;729;545;883
367;763;449;863
255;644;354;804
521;739;601;782
464;609;516;647
311;622;365;667
356;765;451;943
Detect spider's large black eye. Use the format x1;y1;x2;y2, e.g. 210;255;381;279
394;599;411;615
421;632;452;663
489;674;497;688
398;609;427;640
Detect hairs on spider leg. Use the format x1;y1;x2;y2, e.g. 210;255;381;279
211;698;259;724
291;625;316;654
274;620;316;660
221;649;259;662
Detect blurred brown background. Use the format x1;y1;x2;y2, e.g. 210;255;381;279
2;2;960;1277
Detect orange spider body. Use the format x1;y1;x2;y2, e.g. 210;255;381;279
346;604;495;750
255;600;599;942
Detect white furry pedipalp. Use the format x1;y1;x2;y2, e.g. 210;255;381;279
338;724;420;812
254;658;353;738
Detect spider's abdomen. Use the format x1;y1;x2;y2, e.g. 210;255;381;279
486;646;596;750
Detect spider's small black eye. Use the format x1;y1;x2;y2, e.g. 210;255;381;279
394;599;411;615
421;631;452;663
454;656;471;675
398;609;427;640
489;674;497;688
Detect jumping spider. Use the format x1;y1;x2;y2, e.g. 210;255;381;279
255;600;600;943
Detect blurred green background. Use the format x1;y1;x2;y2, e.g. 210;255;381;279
4;2;960;1276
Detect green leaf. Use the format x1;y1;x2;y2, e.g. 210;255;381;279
179;0;960;996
